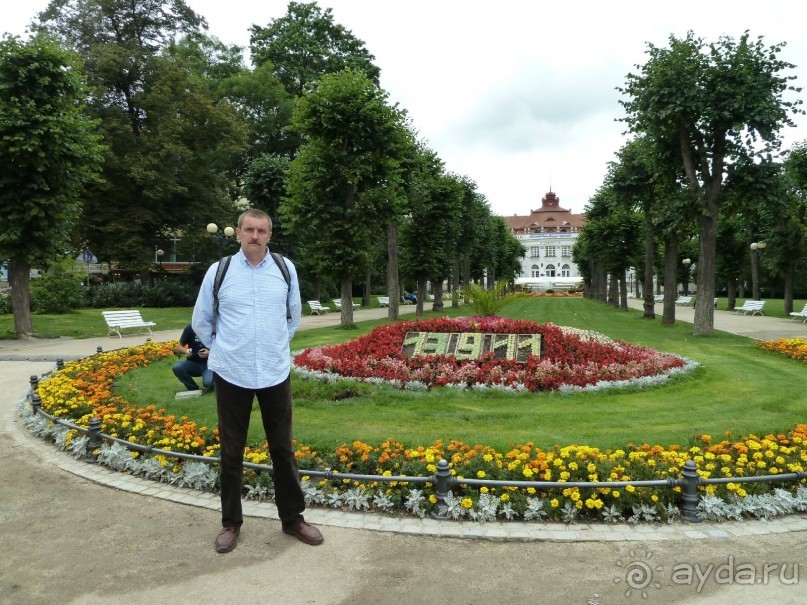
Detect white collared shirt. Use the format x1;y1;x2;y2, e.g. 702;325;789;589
192;249;302;389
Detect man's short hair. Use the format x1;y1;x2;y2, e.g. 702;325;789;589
237;208;272;229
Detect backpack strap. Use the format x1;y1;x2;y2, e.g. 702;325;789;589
211;255;232;339
212;252;291;338
270;251;292;321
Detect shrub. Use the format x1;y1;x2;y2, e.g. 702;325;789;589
0;292;11;314
461;279;521;316
140;280;198;307
30;261;87;313
86;279;199;308
87;282;145;308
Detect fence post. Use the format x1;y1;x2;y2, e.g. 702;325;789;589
29;374;39;394
56;358;64;370
96;346;103;354
430;459;452;520
679;459;702;523
85;417;102;464
31;393;42;416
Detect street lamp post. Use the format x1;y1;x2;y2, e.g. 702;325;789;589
156;248;164;270
750;241;766;301
682;258;691;295
207;223;235;258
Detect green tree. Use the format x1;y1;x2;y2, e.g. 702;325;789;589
249;1;380;97
0;34;103;335
399;147;463;315
35;0;246;272
619;31;803;334
283;69;409;326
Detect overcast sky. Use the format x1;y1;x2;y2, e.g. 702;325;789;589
5;0;807;215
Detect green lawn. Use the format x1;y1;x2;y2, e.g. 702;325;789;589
0;298;383;339
114;297;807;453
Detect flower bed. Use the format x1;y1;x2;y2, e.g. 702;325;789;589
26;334;807;524
758;338;807;363
293;317;694;393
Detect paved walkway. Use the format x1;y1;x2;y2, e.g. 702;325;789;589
2;302;806;604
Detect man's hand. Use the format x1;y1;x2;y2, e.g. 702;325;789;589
198;348;209;359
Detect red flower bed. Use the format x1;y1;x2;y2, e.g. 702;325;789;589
294;317;688;392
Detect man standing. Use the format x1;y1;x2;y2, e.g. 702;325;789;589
171;323;213;392
192;209;323;553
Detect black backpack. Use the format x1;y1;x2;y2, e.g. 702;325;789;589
211;252;291;338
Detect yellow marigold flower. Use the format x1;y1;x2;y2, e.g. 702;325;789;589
570;491;580;502
477;470;486;478
481;487;489;494
501;493;509;502
626;485;635;493
569;462;579;471
429;495;437;504
483;453;493;462
527;487;536;495
575;500;583;509
550;498;559;508
651;494;658;502
461;498;473;509
427;464;436;473
522;467;534;479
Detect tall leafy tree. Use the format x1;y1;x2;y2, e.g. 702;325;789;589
619;31;803;334
283;69;409;326
0;34;103;335
249;1;380;97
35;0;246;272
399;148;463;315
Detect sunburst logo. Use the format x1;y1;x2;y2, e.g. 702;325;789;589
615;550;664;598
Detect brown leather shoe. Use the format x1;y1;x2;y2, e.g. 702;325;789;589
214;526;240;553
282;520;323;546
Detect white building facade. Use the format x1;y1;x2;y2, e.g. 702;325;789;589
502;191;586;291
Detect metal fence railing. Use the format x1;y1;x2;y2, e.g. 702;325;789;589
26;370;807;524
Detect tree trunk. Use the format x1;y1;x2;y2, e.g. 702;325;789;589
416;278;427;317
340;276;353;327
9;256;33;336
433;280;444;312
783;259;795;315
619;269;628;311
608;272;619;308
642;215;656;319
451;259;460;308
363;268;371;307
386;223;400;321
727;278;737;311
314;276;321;302
693;206;718;336
662;238;678;325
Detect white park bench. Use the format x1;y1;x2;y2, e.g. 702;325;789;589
333;298;360;310
102;310;156;338
307;300;331;315
789;303;807;323
734;300;766;316
653;294;664;304
674;295;694;306
377;296;390;307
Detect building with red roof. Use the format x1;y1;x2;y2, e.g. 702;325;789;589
501;191;586;290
